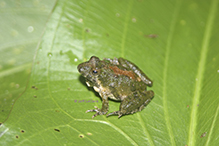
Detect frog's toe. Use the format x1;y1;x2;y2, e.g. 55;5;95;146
86;106;99;113
92;113;98;119
92;111;107;118
107;111;123;118
86;107;107;118
118;114;123;118
86;109;97;113
107;111;118;117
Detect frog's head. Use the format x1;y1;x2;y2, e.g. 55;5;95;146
77;56;103;86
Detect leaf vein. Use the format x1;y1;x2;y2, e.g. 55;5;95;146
120;0;133;57
75;119;138;145
205;104;219;146
137;114;155;146
188;0;219;145
162;0;182;145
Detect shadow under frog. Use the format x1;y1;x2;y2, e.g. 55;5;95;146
77;56;154;118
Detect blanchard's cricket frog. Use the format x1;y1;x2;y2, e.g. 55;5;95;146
77;56;154;118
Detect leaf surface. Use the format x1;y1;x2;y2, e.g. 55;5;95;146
0;0;219;146
0;0;56;122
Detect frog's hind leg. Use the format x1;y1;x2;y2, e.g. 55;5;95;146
138;91;153;111
107;90;154;118
118;58;153;87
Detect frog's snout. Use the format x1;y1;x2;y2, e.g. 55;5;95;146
77;64;83;73
77;63;91;77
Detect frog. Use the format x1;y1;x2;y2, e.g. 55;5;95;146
77;56;154;118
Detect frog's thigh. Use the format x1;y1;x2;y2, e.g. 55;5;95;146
118;58;153;87
120;90;154;114
139;90;154;111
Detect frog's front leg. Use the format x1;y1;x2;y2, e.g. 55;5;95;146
107;90;154;118
86;96;109;118
118;58;153;87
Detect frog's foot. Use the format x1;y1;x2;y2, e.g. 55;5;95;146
86;106;107;118
107;111;123;118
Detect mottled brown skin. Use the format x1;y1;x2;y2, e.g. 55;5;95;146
77;56;154;118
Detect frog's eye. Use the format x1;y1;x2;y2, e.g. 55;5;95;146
92;70;98;74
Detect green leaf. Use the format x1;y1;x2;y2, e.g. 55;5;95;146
1;0;219;145
0;0;56;122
